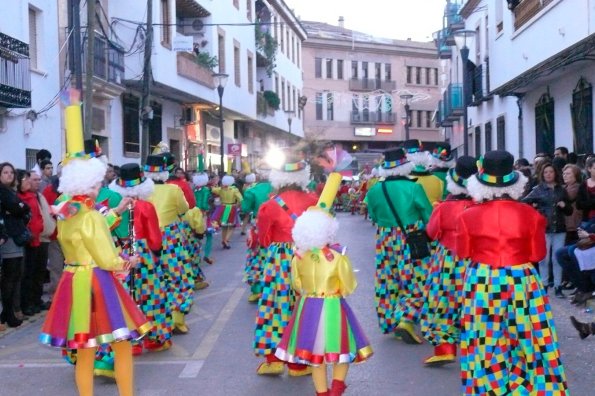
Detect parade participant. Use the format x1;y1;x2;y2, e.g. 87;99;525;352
109;163;174;352
403;139;444;204
253;147;318;376
145;153;194;334
366;148;433;342
240;172;256;235
242;166;273;303
275;173;373;396
429;142;455;200
456;150;567;395
211;174;243;249
192;167;215;265
420;156;477;366
39;91;149;396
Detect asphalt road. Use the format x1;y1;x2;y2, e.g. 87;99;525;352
0;212;593;395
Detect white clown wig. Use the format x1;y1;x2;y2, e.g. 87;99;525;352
431;156;455;169
145;170;170;183
245;173;256;183
222;175;235;186
466;171;528;203
269;165;311;191
407;151;433;168
378;161;415;178
108;178;155;200
192;172;209;187
445;171;468;196
59;158;106;196
292;208;339;254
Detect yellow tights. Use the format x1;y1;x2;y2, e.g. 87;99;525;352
312;363;348;393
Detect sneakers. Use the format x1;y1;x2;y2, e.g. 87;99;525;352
394;322;423;345
256;361;285;376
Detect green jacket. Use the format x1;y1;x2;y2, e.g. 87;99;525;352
194;186;212;211
97;186;129;239
366;176;433;228
241;181;273;216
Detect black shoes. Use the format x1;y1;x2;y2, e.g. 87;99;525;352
554;287;566;299
570;316;594;340
0;311;23;328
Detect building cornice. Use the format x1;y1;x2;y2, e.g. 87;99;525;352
460;0;481;18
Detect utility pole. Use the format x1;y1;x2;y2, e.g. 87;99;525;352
140;0;153;164
83;0;95;140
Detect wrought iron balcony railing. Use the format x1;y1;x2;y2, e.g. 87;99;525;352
82;35;125;85
0;32;31;108
350;111;395;124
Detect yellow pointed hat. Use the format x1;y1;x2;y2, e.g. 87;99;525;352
63;89;85;162
316;172;342;211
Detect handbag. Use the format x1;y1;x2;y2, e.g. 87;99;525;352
576;237;595;251
381;181;431;260
4;214;32;247
12;228;32;247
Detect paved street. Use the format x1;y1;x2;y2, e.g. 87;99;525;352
0;212;593;395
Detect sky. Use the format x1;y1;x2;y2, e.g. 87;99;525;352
283;0;447;42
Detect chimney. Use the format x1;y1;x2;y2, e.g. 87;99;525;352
338;16;345;28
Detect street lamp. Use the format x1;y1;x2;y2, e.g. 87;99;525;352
399;93;413;141
212;72;229;175
454;29;476;156
285;109;295;134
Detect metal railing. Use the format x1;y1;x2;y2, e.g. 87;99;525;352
0;32;31;108
350;111;395;124
82;35;125;85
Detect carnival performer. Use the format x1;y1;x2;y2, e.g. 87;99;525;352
211;175;243;249
420;156;477;366
192;170;215;265
39;91;150;396
429;142;455;200
403;139;444;205
145;153;195;334
456;150;567;395
253;148;318;376
275;173;373;396
240;172;257;235
366;148;433;343
109;163;174;352
242;168;273;303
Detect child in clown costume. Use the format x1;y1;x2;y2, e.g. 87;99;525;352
456;150;567;395
420;156;477;366
429;142;455;200
192;171;215;265
211;175;243;249
275;173;373;396
39;93;150;396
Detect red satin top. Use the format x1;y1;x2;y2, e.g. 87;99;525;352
167;178;196;209
133;200;162;252
426;196;473;253
256;190;318;246
456;199;546;267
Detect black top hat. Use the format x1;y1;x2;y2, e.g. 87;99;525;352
383;148;409;169
84;139;102;158
116;163;146;187
448;155;477;187
160;152;176;173
475;150;519;187
144;154;167;173
403;139;423;154
431;142;453;162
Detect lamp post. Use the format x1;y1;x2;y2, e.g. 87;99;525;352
454;29;476;156
285;109;295;135
212;73;229;175
399;93;413;141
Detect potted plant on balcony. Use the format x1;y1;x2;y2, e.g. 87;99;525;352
262;90;280;110
195;51;219;71
255;25;278;77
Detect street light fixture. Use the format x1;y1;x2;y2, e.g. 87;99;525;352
285;109;295;135
212;72;229;175
454;29;476;156
399;93;413;141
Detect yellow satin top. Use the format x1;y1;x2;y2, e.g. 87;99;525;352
212;186;243;205
415;175;444;205
148;184;189;228
291;249;357;297
58;205;125;271
183;207;205;234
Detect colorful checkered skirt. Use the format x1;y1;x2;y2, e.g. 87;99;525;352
420;243;467;346
243;246;267;286
160;222;195;314
39;264;151;349
210;204;240;227
275;296;373;366
460;262;567;395
253;242;295;356
374;223;430;334
178;220;206;282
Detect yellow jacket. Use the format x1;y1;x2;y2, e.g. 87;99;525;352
148;184;189;228
291;248;357;297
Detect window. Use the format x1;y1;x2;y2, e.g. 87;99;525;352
234;43;240;87
426;111;432;128
326;92;334;121
315;57;322;78
496;116;505;150
122;95;140;154
407;66;412;84
337;60;343;80
363;95;369;121
315;93;323;120
375;63;381;81
160;0;171;45
233;0;239;9
281;81;285;109
351;61;358;79
535;92;555;155
415;67;421;84
25;148;38;170
296;42;300;67
434;68;439;85
485;121;492;151
416;110;422;127
352;94;359;112
247;53;254;93
218;34;226;73
246;0;252;20
571;77;594;156
385;63;391;81
149;102;163;152
474;126;482;156
291;36;295;63
426;68;431;85
280;24;284;54
286;30;290;56
326;59;333;79
28;8;38;69
362;62;368;79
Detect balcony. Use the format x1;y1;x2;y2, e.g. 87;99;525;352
433;28;452;59
444;1;465;32
82;35;125;85
176;52;215;88
436;100;453;127
443;83;463;121
348;78;396;92
0;32;31;108
351;111;396;125
514;0;554;30
256;91;276;117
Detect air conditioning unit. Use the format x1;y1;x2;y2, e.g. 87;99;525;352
182;18;205;36
207;125;220;142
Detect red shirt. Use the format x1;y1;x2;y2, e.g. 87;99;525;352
456;199;546;267
426;196;473;253
17;191;43;247
167;178;196;209
133;200;162;252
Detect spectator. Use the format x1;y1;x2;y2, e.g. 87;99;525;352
576;156;595;232
39;159;53;192
554;146;569;161
30;149;51;177
562;164;583;244
103;163;118;186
